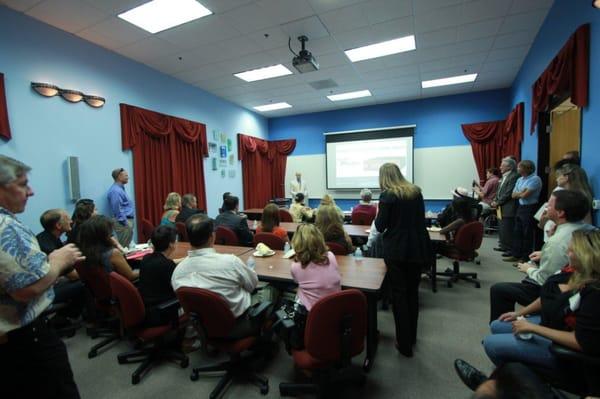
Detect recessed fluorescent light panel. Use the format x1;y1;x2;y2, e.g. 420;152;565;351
234;64;293;82
118;0;212;34
421;73;478;88
327;90;372;102
345;35;416;62
253;102;292;112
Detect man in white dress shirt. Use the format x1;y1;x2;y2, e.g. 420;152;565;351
290;172;308;199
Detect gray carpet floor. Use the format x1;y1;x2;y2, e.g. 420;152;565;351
65;235;526;398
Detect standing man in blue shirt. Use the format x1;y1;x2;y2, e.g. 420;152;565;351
107;168;135;247
503;160;542;263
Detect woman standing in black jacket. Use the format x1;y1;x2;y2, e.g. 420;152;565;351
375;163;432;357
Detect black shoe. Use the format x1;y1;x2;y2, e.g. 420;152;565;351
454;359;488;391
395;342;413;358
501;252;512;257
493;247;505;252
503;256;519;262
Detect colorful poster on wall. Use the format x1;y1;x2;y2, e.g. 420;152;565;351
208;142;217;154
227;138;233;151
228;169;235;178
220;133;227;144
220;169;226;178
219;145;227;158
212;129;219;141
228;154;234;165
211;157;217;171
219;159;227;168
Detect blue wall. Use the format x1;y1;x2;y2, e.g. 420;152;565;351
0;6;267;231
269;89;510;212
510;0;600;225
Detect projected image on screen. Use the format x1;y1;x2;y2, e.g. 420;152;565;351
326;128;414;189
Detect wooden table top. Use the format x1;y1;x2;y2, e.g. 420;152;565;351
238;250;385;292
171;243;253;259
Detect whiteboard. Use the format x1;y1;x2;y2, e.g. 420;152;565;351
285;145;477;200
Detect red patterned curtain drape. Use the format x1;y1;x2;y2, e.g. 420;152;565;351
531;24;589;133
0;73;11;141
238;134;296;209
462;103;524;182
120;104;208;235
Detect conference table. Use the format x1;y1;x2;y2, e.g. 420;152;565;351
170;241;385;372
251;221;371;239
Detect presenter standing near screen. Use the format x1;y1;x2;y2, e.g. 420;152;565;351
107;168;135;247
290;172;308;199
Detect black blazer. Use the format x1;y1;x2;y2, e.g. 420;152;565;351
214;211;254;246
374;190;432;263
175;206;203;223
495;171;519;218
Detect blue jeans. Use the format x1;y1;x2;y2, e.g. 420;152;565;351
483;316;559;371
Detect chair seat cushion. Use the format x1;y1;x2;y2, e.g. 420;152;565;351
136;324;172;341
291;349;331;370
210;336;256;353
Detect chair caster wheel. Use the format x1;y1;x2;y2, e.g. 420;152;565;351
190;372;199;381
132;375;140;385
476;260;481;265
88;351;97;359
446;281;453;288
475;283;481;288
181;358;189;368
260;386;269;395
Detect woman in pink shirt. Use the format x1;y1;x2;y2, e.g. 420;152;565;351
291;224;341;311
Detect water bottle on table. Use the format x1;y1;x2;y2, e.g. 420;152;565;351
247;255;256;269
354;247;363;261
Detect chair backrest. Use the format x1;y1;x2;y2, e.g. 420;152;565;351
253;232;285;250
176;287;235;338
278;208;294;222
304;289;367;363
215;226;239;245
454;221;484;254
74;261;113;304
140;219;154;243
326;241;348;256
109;272;145;329
351;210;375;226
176;222;189;242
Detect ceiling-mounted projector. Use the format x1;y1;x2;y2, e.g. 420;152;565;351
292;35;319;73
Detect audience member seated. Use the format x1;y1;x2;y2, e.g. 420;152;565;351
256;203;289;242
438;187;479;229
363;220;383;258
352;188;377;222
218;191;231;214
316;205;354;254
215;195;253;246
289;193;314;223
489;190;592;321
138;225;181;326
171;214;260;334
318;194;344;222
457;230;600;395
67;198;97;244
160;192;181;227
439;195;478;240
502;160;542;263
37;209;72;254
473;167;500;215
79;215;139;281
175;193;203;223
553;150;581;170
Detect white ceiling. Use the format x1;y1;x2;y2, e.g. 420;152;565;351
1;0;553;117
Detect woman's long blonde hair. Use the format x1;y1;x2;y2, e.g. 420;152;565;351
320;193;336;207
378;163;420;199
291;223;329;268
569;229;600;290
315;204;345;240
163;192;181;210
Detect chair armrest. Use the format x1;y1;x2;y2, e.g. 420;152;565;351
550;343;600;366
156;298;180;312
248;301;272;319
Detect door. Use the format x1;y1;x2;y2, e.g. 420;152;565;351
548;99;581;192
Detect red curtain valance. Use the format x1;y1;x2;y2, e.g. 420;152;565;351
120;104;208;238
531;24;589;133
0;73;11;141
462;103;524;182
237;134;296;208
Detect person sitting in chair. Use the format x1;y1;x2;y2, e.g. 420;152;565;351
214;195;253;246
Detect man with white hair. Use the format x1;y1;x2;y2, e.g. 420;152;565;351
491;157;519;254
0;155;84;397
290;171;308;199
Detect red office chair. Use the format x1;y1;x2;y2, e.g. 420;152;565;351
215;226;239;245
109;272;188;385
176;222;188;242
279;208;294;222
436;221;483;288
351;210;375;226
74;262;120;358
176;287;269;398
253;232;285;250
279;289;367;396
140;219;154;243
326;241;349;256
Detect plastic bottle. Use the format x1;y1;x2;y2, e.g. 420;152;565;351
247;255;256;269
516;316;533;340
283;241;291;252
354;247;363;260
252;219;258;229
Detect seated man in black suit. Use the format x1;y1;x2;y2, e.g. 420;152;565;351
175;193;203;223
214;195;253;246
36;208;71;254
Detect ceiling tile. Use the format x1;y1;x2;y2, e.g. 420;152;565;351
508;0;553;15
319;3;368;34
412;0;463;15
307;0;366;14
113;36;182;63
221;3;277;34
1;0;43;12
316;52;351;69
199;0;255;14
492;30;537;49
480;58;521;73
76;17;150;50
174;63;234;84
280;16;330;42
457;18;503;41
157;15;241;50
460;0;511;25
256;0;315;25
417;27;457;49
26;0;108;33
486;44;530;62
364;0;412;25
81;0;148;14
369;15;414;41
499;10;548;34
414;4;461;33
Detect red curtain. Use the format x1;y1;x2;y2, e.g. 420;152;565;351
120;104;208;233
462;103;524;182
531;24;589;133
237;134;296;209
0;73;11;141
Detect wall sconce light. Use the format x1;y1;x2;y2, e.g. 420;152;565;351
31;82;60;97
31;82;105;108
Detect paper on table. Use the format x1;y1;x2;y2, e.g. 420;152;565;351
283;249;296;259
427;226;441;232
